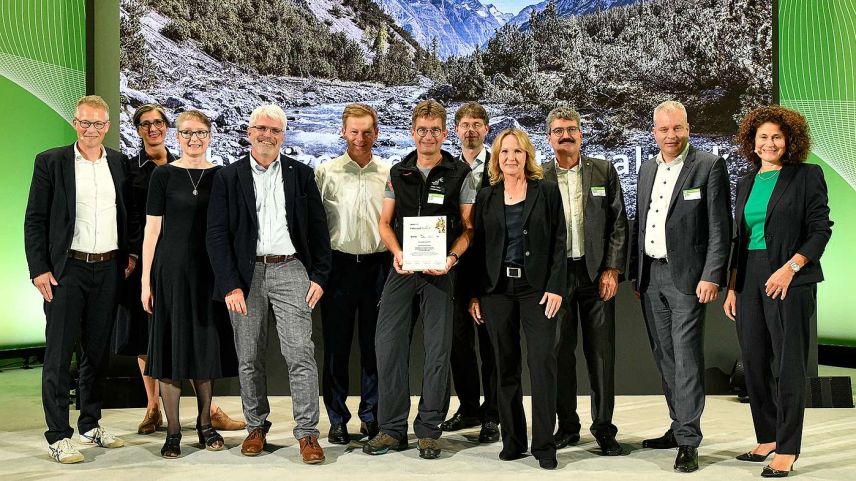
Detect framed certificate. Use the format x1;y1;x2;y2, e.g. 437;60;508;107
402;215;447;271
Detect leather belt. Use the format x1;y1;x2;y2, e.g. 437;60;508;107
646;255;668;264
255;254;296;264
68;249;118;263
505;266;523;278
332;250;389;264
569;255;585;262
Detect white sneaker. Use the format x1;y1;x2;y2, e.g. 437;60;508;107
79;426;125;448
48;438;84;464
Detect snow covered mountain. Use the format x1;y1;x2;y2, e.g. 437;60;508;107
508;0;639;26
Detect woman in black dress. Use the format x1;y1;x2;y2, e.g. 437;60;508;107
141;110;238;458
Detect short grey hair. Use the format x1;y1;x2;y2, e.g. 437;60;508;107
546;107;581;131
653;100;688;124
249;104;288;129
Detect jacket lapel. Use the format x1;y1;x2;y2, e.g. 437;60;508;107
734;171;756;231
765;164;797;228
281;156;296;230
667;146;697;217
542;160;558;183
582;156;593;210
63;145;76;221
489;181;507;240
106;151;125;214
522;179;540;224
637;159;656;228
236;155;259;229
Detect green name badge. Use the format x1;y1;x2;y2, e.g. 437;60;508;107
591;186;606;197
682;187;701;200
428;193;445;204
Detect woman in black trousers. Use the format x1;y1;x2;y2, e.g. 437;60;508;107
469;128;566;469
724;106;832;477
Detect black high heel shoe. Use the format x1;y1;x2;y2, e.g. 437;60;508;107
161;433;182;458
196;423;224;451
736;449;775;462
762;454;798;478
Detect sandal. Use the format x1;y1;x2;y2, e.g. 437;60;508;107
161;433;182;458
196;423;224;451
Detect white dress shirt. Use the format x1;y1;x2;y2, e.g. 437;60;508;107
461;145;488;186
556;161;585;259
644;143;690;259
251;153;297;256
70;143;118;253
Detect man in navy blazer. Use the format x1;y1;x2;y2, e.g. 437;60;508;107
25;95;129;463
629;100;731;473
206;104;331;464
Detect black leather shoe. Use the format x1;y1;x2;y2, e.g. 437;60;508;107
360;421;379;440
762;455;797;478
643;429;678;449
478;421;500;443
554;427;581;449
498;450;526;461
674;445;699;473
538;456;558;470
440;413;480;432
736;449;775;462
327;423;350;445
595;433;623;456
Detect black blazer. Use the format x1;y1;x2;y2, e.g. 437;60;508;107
629;145;731;294
206;153;332;300
24;144;129;280
542;156;629;281
472;179;567;296
731;163;832;291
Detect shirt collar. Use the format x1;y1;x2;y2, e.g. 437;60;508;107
138;149;174;168
555;157;582;174
656;142;690;167
461;146;488;170
73;142;106;163
250;152;280;174
343;152;379;171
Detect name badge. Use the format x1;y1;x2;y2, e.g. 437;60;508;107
428;193;445;204
683;188;702;200
591;186;606;197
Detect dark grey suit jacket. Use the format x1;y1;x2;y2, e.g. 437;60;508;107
542;156;629;282
629;145;731;295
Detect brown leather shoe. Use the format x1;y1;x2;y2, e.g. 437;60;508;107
298;435;325;464
137;408;163;435
211;407;247;431
240;428;266;456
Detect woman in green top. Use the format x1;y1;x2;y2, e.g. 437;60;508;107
724;106;832;478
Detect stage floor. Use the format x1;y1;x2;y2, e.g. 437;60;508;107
1;366;854;480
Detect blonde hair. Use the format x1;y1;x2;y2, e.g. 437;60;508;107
653;100;688;125
488;128;543;185
250;104;288;129
75;95;110;119
176;110;211;130
342;103;378;129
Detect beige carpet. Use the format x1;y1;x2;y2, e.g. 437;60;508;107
1;367;854;481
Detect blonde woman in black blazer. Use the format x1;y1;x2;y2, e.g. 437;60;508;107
469;128;567;470
724;106;832;478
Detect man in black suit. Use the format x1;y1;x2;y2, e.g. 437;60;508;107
439;102;499;443
541;107;628;456
629;100;731;472
25;95;128;464
206;104;331;464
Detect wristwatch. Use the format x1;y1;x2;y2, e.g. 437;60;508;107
788;260;801;273
447;252;459;266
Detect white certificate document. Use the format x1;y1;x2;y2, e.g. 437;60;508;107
402;215;447;271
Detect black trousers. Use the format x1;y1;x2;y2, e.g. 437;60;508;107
449;277;498;422
482;274;557;460
320;251;389;426
737;250;815;455
42;258;119;444
556;257;617;437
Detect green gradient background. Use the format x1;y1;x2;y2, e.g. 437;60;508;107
779;0;856;346
0;0;85;348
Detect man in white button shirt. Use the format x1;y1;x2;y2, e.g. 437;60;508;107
25;95;129;463
629;100;731;473
314;103;390;445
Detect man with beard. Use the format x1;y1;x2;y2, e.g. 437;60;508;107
363;99;476;459
439;102;499;443
541;107;628;456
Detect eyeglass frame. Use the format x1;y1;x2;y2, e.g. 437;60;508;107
549;126;581;137
74;118;109;130
177;129;211;139
414;127;445;138
249;125;284;135
138;119;167;131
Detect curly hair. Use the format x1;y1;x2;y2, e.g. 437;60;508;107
736;105;811;168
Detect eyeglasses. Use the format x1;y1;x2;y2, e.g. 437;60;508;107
457;122;485;131
550;126;580;137
74;119;108;130
178;129;210;139
139;119;166;130
415;127;444;138
249;126;284;135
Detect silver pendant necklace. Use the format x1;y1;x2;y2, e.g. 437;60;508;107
185;168;205;196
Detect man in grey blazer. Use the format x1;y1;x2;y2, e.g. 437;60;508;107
629;100;731;473
541;107;628;456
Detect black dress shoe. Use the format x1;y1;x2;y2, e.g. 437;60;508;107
538;456;558;470
327;423;350;445
478;421;500;443
674;445;699;473
643;429;678;449
498;450;526;461
554;427;580;449
736;450;775;462
595;433;623;456
440;413;480;432
762;455;797;478
360;420;379;440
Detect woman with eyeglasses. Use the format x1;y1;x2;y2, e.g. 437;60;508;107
119;104;245;437
468;128;566;469
141;110;238;458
